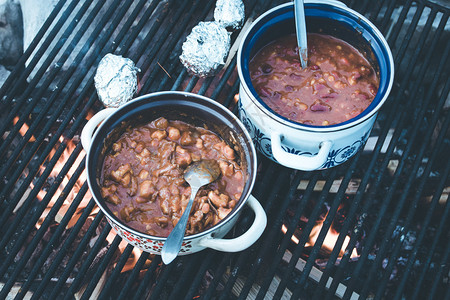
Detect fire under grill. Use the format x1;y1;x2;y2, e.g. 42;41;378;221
0;0;449;299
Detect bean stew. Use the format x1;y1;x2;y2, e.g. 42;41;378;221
249;33;379;126
100;117;244;237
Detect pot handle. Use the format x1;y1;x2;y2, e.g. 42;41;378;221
271;131;333;171
81;107;117;152
198;195;267;252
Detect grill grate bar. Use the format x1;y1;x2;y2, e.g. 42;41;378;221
310;153;364;299
378;0;399;34
23;190;94;299
61;219;111;299
385;0;414;45
0;0;137;232
391;111;450;298
270;172;325;298
0;0;96;156
391;3;426;65
358;34;450;299
130;255;160;300
0;0;71;105
117;251;150;299
0;0;448;298
314;3;435;296
168;255;204;299
324;4;449;297
0;0;153;227
81;235;122;300
0;144;84;296
30;2;173;297
139;1;214;95
292;171;342;289
0;0;105;146
0;0;69;101
184;252;216;300
376;104;450;298
322;4;449;297
235;169;295;299
98;244;135;300
426;203;450;300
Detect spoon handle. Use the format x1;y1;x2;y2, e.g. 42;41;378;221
161;185;199;264
294;0;308;69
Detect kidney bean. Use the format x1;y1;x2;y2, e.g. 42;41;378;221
289;73;303;80
310;99;332;112
261;63;273;73
285;85;294;91
351;90;369;100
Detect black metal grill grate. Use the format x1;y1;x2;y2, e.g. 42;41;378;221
0;0;449;299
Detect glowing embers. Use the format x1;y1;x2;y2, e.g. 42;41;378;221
281;198;359;261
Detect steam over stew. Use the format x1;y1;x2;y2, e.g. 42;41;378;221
100;117;244;237
249;33;379;126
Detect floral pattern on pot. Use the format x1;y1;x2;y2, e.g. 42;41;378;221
107;218;193;254
238;100;370;169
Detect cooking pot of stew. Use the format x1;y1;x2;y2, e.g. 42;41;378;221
81;91;266;255
237;1;394;170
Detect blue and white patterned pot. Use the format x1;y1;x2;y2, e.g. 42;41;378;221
237;1;394;171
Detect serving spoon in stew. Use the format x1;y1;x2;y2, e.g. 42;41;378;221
294;0;308;68
161;159;221;264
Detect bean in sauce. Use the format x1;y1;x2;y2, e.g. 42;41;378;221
249;33;379;126
100;117;244;237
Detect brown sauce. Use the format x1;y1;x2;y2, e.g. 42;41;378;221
100;117;244;237
249;33;379;126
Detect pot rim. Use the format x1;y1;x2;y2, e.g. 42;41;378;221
237;1;395;133
85;91;257;242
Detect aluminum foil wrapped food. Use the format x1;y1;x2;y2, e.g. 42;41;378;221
94;53;139;107
214;0;245;30
180;21;231;77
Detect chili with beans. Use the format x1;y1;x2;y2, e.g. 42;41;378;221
249;33;379;126
100;117;244;237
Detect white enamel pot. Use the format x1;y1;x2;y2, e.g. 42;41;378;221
81;91;266;255
237;1;394;170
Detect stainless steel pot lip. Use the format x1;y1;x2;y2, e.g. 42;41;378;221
85;91;258;242
237;1;395;133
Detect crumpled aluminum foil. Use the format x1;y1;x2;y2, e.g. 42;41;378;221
179;21;231;77
94;53;140;107
214;0;245;30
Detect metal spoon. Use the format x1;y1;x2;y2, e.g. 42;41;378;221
161;160;221;264
294;0;308;69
